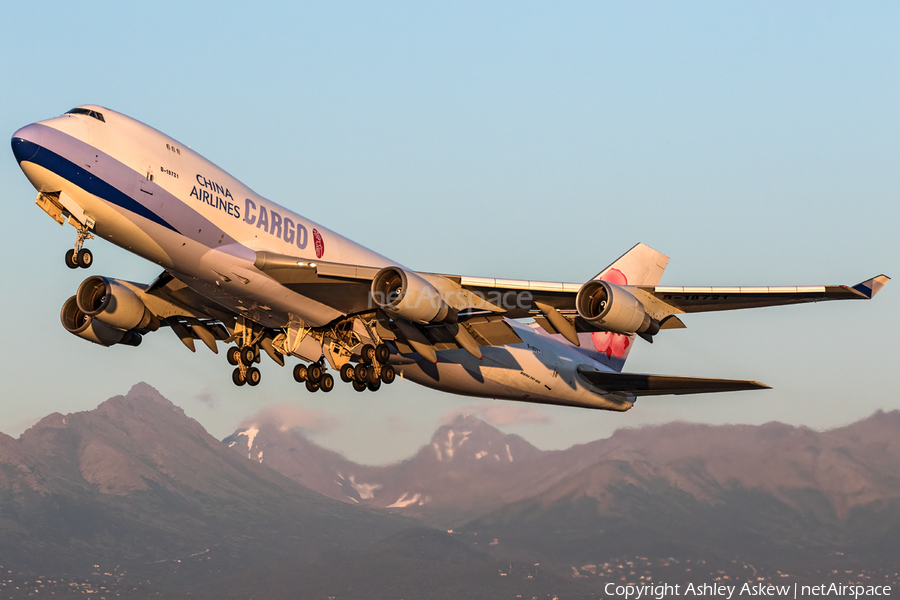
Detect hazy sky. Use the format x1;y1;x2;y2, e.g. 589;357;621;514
1;2;897;464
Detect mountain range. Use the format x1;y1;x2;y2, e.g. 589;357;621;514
0;383;407;587
227;405;900;528
227;400;900;576
2;382;899;597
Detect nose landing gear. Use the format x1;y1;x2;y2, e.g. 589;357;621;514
65;223;95;269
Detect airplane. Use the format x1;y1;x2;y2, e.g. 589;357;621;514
10;105;889;411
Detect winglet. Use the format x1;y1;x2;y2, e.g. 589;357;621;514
852;275;890;299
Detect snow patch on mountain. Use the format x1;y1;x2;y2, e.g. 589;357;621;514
243;427;259;452
349;475;381;500
475;451;487;460
506;443;513;462
387;493;423;508
441;429;478;460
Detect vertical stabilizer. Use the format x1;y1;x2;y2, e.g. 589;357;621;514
529;325;635;373
569;243;669;372
594;242;669;287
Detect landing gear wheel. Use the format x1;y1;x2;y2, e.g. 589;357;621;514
352;380;367;392
246;367;261;386
307;363;323;383
320;373;335;392
76;248;93;268
374;343;390;364
227;347;241;366
64;249;79;269
354;363;369;382
340;363;355;383
293;364;308;382
305;379;320;392
381;364;396;384
367;368;380;386
367;379;382;392
232;368;246;386
360;344;376;364
240;346;256;365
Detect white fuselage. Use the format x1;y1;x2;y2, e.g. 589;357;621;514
15;107;399;329
12;106;629;411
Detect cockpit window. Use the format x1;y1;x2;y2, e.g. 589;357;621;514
66;108;105;123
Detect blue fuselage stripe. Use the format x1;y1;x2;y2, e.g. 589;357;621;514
12;138;180;233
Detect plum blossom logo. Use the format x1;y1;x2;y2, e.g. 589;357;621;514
313;228;324;259
591;268;631;359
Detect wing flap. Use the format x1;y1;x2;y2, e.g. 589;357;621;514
576;366;770;396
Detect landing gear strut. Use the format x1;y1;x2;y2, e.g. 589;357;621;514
229;317;268;387
231;346;262;387
65;224;94;269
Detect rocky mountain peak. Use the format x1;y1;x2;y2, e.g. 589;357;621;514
428;414;537;464
224;424;268;462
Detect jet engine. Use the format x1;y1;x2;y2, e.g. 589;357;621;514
75;276;159;332
60;296;142;347
575;280;659;336
370;266;454;324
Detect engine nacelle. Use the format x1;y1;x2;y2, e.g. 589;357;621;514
370;266;453;324
75;276;159;332
575;280;659;336
60;296;142;347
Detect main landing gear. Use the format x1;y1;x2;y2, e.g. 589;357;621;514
343;343;395;393
65;224;94;269
292;359;335;393
290;343;395;394
227;327;396;394
228;344;262;387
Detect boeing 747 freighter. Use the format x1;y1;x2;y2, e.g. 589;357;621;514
10;106;889;410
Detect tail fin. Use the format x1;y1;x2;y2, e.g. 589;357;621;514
529;326;635;373
572;243;668;371
594;242;669;287
577;330;635;373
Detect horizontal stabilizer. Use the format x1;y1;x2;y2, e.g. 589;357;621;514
576;366;770;396
852;274;890;299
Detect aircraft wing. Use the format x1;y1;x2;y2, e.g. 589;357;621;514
252;243;668;320
106;272;237;353
634;274;890;314
576;366;770;396
252;247;888;355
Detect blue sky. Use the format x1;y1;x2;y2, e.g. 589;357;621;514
1;2;897;463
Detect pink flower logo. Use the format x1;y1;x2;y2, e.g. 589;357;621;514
313;228;324;259
590;268;631;359
598;267;627;286
591;331;631;359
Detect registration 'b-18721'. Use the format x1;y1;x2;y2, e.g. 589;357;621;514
10;106;889;410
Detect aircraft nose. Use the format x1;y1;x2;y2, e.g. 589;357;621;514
11;124;42;163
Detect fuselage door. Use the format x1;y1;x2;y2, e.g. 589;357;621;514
138;157;157;196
